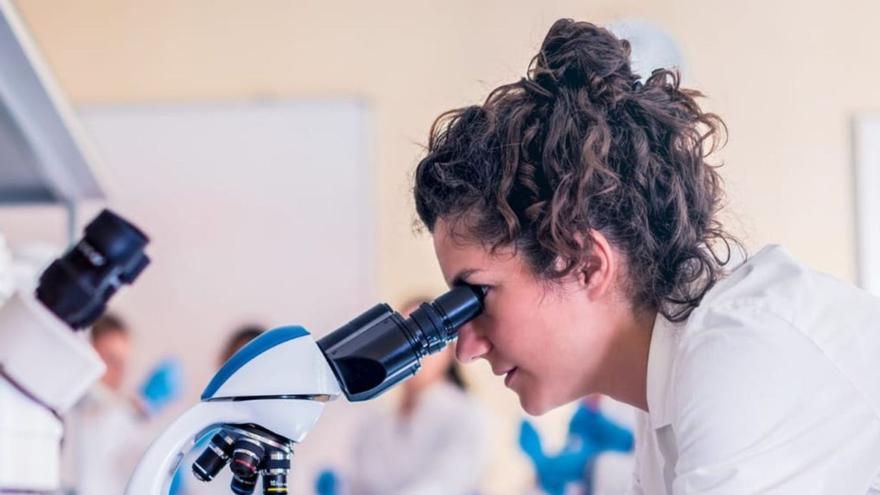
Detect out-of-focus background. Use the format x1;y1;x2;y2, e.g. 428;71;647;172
1;1;878;494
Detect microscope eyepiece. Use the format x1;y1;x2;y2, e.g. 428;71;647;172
318;284;484;402
408;284;485;353
36;209;149;329
432;283;486;330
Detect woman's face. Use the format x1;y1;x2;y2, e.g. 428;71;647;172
433;220;620;415
92;331;131;391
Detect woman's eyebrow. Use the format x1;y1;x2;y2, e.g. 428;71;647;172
452;268;482;286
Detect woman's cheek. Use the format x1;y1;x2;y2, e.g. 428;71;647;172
475;310;496;337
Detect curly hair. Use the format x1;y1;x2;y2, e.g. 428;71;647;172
413;18;739;322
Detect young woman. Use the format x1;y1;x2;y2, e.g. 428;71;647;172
413;18;880;494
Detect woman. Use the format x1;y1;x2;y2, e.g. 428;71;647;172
413;19;880;494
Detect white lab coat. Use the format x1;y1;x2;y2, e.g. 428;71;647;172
348;381;489;495
62;383;151;495
629;245;880;494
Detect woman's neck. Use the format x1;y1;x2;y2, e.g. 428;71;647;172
595;307;656;412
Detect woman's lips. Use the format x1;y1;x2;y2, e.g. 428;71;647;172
504;367;518;387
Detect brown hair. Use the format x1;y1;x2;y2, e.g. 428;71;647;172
90;312;129;342
413;19;739;321
220;324;265;363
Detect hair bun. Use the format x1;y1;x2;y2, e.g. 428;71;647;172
531;19;635;104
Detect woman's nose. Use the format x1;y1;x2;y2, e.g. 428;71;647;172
455;321;492;363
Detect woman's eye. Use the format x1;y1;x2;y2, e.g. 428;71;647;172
474;284;491;295
478;285;493;303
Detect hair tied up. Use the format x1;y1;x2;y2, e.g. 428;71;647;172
414;18;738;323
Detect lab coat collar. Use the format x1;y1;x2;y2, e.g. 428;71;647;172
646;312;679;429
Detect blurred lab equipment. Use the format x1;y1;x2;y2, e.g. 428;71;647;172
0;210;150;492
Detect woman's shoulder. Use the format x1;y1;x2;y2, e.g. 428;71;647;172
685;244;879;337
692;244;810;321
666;244;880;424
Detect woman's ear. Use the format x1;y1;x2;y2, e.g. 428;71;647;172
580;230;616;300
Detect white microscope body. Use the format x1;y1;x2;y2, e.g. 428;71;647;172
0;291;106;491
0;210;149;493
126;285;485;495
125;326;342;494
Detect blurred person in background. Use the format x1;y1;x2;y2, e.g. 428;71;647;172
519;395;633;495
62;313;183;495
315;297;489;495
218;324;265;363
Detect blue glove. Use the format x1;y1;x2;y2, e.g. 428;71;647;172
568;401;599;437
569;402;634;453
518;420;545;464
534;443;600;495
139;357;183;414
519;411;600;495
315;469;339;495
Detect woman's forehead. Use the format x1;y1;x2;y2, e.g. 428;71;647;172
433;219;524;282
433;222;486;280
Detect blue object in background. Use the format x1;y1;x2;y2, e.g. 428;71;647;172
315;468;339;495
567;403;634;453
139;357;184;415
519;400;634;495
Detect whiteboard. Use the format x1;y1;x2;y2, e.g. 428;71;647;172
854;115;880;296
83;100;377;493
79;98;374;363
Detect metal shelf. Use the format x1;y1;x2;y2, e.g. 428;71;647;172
0;0;105;207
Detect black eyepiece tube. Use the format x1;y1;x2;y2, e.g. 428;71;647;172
435;284;486;329
407;284;484;354
36;209;150;329
318;284;484;402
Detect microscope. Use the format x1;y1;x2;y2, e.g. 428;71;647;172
125;283;485;494
0;209;150;492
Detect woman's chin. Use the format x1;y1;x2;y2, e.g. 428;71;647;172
515;380;584;415
516;389;555;416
